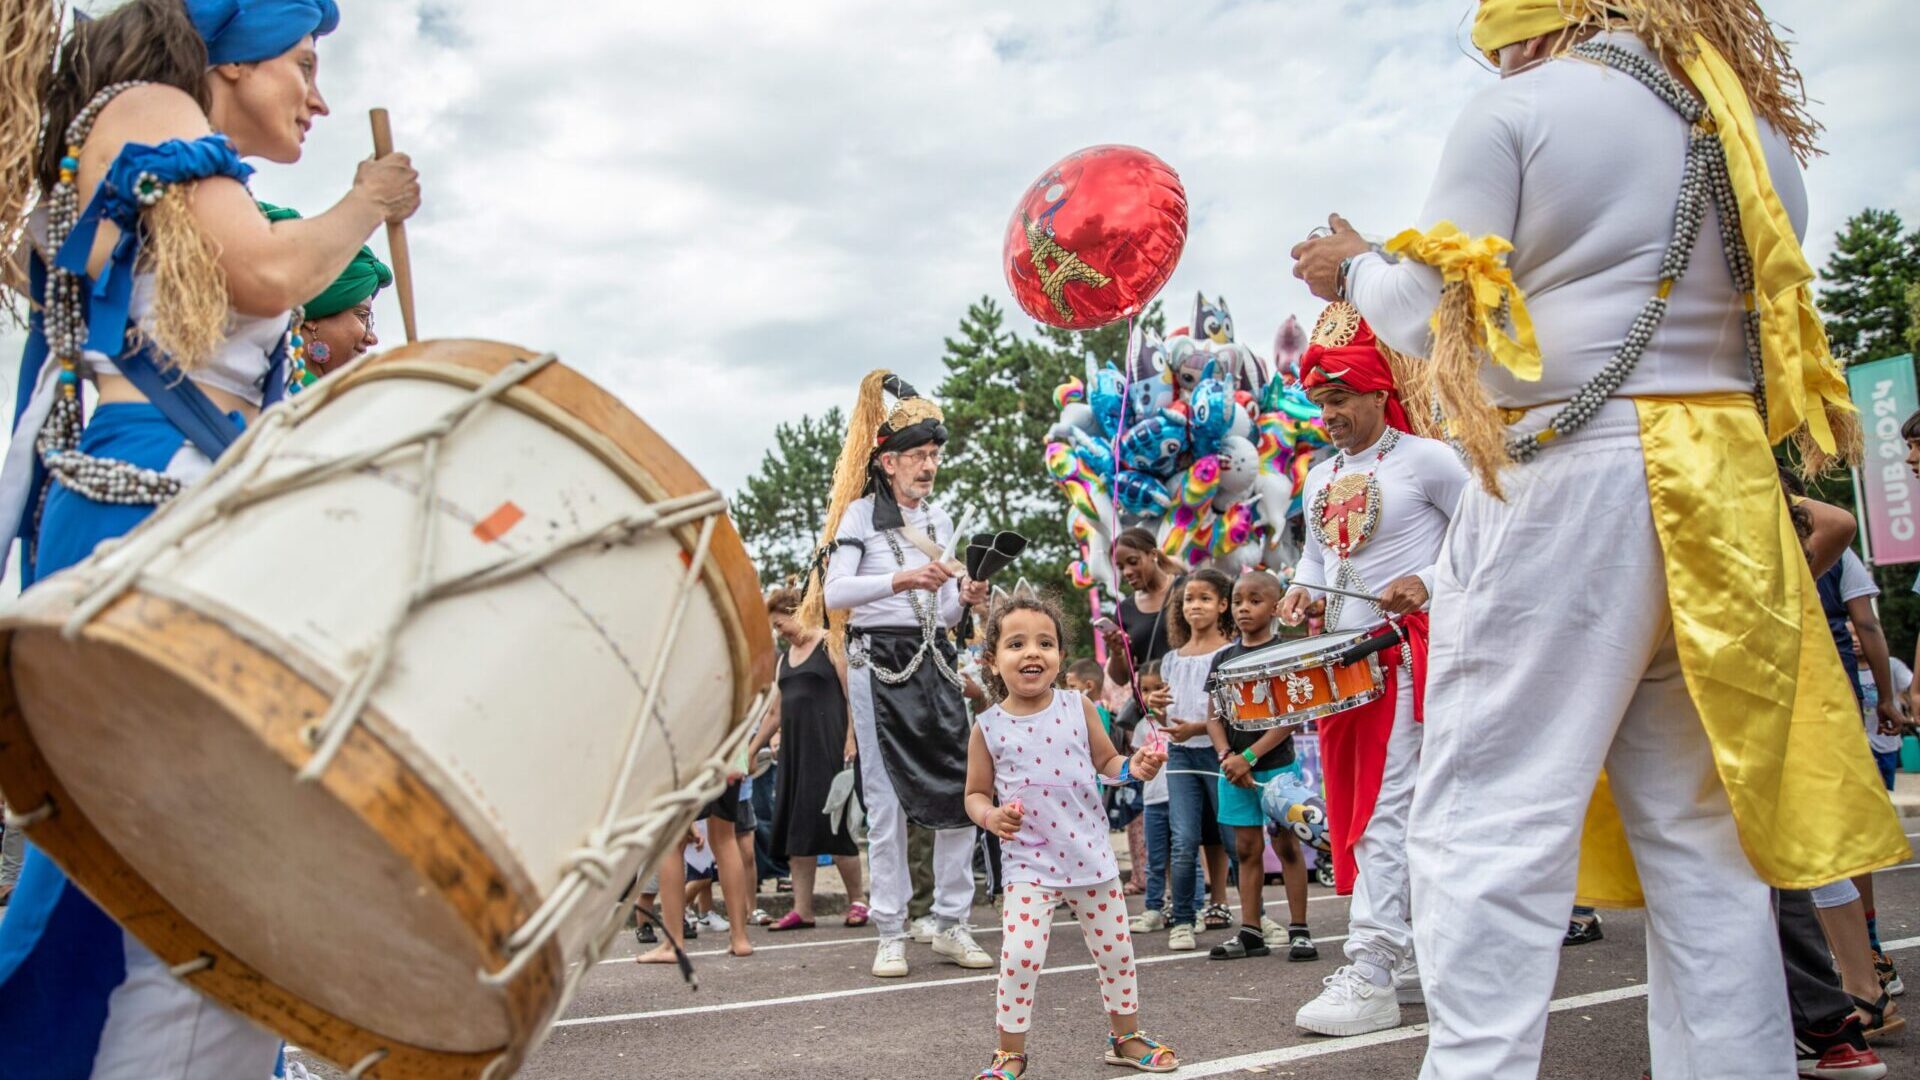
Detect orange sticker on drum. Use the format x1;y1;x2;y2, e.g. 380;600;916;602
473;501;525;544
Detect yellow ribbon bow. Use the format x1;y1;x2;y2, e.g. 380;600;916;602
1386;222;1543;382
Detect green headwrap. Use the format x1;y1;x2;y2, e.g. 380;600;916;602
257;201;394;320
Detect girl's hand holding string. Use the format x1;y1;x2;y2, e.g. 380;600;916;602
1130;746;1166;782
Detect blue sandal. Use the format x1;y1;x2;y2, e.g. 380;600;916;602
1104;1030;1177;1073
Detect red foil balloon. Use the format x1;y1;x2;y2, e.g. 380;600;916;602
1003;145;1187;331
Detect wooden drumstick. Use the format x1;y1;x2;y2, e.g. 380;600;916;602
368;108;418;344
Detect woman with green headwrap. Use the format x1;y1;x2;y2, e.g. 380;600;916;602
260;202;392;386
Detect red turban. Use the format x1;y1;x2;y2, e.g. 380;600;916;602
1298;308;1412;435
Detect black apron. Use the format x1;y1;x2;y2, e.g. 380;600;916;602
855;626;971;830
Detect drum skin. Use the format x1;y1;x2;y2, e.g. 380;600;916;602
0;341;773;1078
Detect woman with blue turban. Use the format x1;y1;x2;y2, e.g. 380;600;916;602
0;2;421;1075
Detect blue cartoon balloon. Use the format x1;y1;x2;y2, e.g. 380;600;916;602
1113;469;1175;517
1262;772;1329;853
1052;424;1115;481
1187;359;1234;456
1116;409;1189;477
1125;327;1174;419
1086;354;1128;439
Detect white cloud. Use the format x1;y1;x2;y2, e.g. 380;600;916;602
9;0;1918;500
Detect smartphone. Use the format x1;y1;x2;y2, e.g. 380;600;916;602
1093;616;1118;633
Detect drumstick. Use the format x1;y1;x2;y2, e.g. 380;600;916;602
1287;579;1383;605
368;108;418;343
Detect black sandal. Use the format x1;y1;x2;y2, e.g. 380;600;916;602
1853;991;1906;1043
1208;932;1271;960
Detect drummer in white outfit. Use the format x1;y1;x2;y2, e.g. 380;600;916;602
1279;307;1466;1037
807;372;992;979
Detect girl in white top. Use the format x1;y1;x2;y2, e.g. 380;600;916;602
966;594;1172;1079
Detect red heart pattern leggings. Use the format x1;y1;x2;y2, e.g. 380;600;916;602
996;878;1138;1032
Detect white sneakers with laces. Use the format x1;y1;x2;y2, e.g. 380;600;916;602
1295;964;1403;1036
909;914;939;943
872;937;909;978
1395;958;1424;1005
931;923;994;968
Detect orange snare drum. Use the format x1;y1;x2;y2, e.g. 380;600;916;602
1211;630;1385;731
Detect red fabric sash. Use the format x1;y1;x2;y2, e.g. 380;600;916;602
1317;611;1428;894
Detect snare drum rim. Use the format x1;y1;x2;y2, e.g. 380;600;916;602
1212;629;1374;683
1217;651;1387;732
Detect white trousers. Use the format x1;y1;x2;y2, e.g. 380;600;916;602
91;931;280;1078
1410;407;1790;1080
1346;676;1420;969
848;664;977;939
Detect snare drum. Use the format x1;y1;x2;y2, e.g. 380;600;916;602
1211;630;1385;731
0;341;773;1077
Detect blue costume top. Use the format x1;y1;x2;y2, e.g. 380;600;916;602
0;6;339;1075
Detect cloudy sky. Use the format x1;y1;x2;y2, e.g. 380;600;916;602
17;0;1920;498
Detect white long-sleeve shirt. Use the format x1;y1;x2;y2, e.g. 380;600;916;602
1347;31;1808;407
1294;430;1466;633
824;495;963;630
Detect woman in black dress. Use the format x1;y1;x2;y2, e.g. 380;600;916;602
747;587;868;929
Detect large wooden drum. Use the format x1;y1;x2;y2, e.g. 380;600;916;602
0;341;773;1077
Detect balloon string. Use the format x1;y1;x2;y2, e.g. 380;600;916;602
1106;312;1146;713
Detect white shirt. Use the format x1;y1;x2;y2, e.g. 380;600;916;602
1837;549;1879;604
1347;31;1809;407
1294;430;1467;632
823;495;963;630
1861;657;1911;755
1162;644;1231;748
1131;720;1169;805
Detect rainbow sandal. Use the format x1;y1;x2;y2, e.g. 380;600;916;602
975;1049;1027;1079
1104;1030;1177;1073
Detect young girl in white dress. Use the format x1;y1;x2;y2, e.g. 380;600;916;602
965;594;1175;1079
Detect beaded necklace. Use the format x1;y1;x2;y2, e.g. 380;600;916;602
847;505;963;689
1309;426;1399;627
1504;40;1765;460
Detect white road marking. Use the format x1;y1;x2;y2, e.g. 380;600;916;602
1172;935;1920;1077
557;934;1354;1026
614;892;1353;963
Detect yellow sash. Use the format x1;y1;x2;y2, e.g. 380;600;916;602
1573;395;1910;906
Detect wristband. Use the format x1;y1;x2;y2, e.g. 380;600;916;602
1241;748;1258;766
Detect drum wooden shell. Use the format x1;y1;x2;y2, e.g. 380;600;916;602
1212;630;1384;731
0;341;773;1077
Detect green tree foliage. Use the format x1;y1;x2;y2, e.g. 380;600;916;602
934;297;1164;652
1812;211;1920;666
1818;208;1920;364
733;407;843;586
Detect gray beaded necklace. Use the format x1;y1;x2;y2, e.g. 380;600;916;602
1504;40;1765;462
36;82;190;507
850;512;964;689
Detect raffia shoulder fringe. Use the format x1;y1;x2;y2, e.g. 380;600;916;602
799;368;893;655
135;185;232;373
0;0;61;299
1422;281;1517;498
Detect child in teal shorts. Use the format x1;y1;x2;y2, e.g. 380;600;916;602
1205;571;1315;961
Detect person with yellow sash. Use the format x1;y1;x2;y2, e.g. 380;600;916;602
1290;3;1909;1078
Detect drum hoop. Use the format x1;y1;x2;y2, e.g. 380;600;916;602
1215;630;1373;682
0;593;555;1077
1220;652;1386;731
334;344;775;721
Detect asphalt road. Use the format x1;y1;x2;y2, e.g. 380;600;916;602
290;845;1920;1080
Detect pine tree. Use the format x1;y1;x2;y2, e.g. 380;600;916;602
1818;209;1920;363
732;407;843;586
935;298;1165;648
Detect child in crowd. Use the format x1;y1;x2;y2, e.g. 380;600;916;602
1205;571;1314;961
1067;658;1115;735
1159;568;1237;952
965;594;1174;1078
1129;661;1202;932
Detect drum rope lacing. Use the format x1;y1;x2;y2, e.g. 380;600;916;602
40;349;764;1069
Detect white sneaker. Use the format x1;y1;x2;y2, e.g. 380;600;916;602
1260;915;1287;948
909;914;939;943
931;924;994;969
1129;909;1169;933
1167;923;1197;951
1295;965;1402;1036
1394;959;1423;1005
872;938;909;978
696;910;730;933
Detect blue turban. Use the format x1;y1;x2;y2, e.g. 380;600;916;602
186;1;341;65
